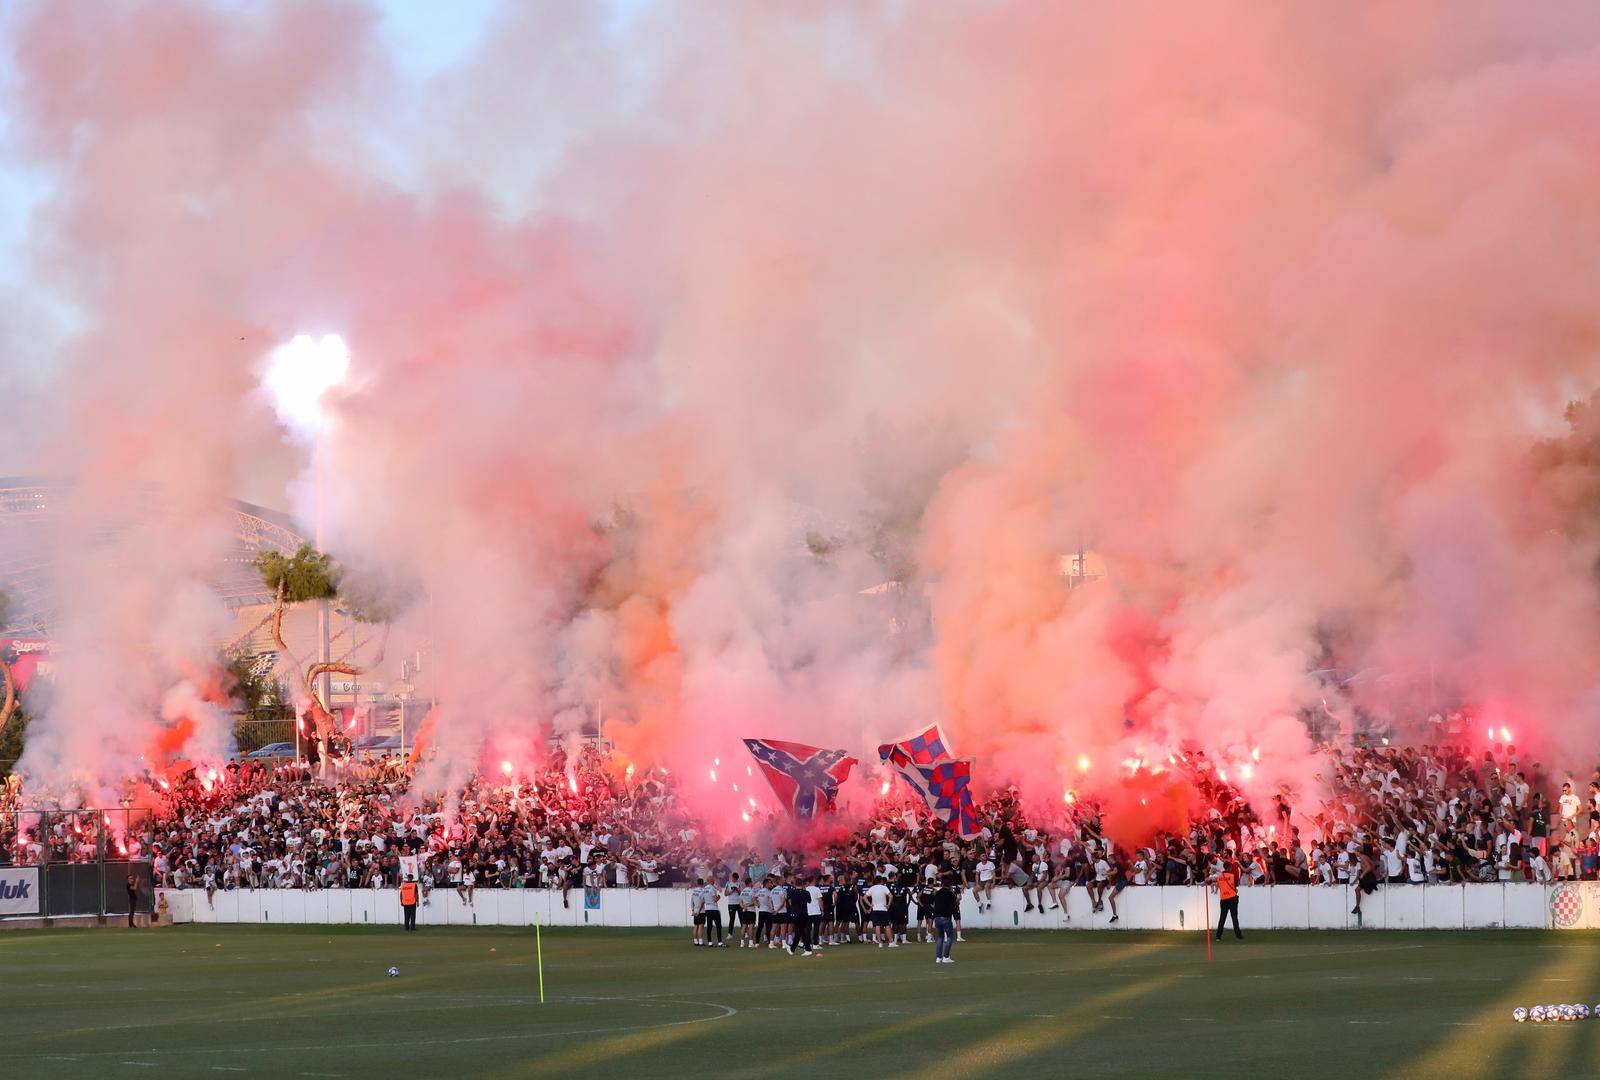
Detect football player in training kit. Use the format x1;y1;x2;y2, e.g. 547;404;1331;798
916;874;937;942
825;870;838;940
830;873;856;944
768;876;790;950
754;874;775;946
725;876;745;943
737;876;759;947
889;871;911;946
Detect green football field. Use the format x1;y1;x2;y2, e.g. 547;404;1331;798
4;924;1600;1078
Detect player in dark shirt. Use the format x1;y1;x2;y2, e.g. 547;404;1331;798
819;873;836;945
849;874;869;942
916;878;935;943
828;876;850;944
786;874;815;956
888;873;910;946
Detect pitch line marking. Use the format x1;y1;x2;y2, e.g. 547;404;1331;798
1;999;739;1061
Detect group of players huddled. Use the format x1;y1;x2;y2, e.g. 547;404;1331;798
689;868;964;959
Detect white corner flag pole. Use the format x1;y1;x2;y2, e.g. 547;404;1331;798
536;913;545;1005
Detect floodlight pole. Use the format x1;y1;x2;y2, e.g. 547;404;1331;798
315;431;332;737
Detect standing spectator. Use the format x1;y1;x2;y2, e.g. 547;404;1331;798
1559;782;1583;834
1531;794;1550;856
932;874;959;964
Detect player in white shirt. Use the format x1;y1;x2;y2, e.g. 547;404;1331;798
689;877;708;946
864;875;893;948
754;876;775;947
768;881;790;949
806;879;824;948
737;878;759;947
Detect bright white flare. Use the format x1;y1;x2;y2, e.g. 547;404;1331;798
263;333;350;439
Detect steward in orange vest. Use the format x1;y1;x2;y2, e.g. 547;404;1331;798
400;877;420;932
1214;862;1243;941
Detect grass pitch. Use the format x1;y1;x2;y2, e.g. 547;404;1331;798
3;924;1599;1078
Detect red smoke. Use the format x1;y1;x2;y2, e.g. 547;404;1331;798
8;3;1600;841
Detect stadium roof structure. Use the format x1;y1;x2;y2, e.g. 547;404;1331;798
0;476;307;636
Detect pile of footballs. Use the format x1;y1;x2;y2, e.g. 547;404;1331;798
1513;1005;1594;1023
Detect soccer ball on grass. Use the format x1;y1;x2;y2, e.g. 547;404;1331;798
388;967;400;978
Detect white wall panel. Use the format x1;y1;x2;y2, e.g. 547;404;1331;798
1423;884;1465;929
1236;887;1272;932
1307;886;1350;929
1161;886;1204;932
1269;886;1310;930
1384;885;1425;930
152;884;1571;930
1503;883;1547;929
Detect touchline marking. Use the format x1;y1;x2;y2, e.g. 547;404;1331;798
3;1000;739;1061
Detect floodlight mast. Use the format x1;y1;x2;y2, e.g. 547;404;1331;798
262;334;350;764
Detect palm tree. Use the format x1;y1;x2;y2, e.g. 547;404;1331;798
254;545;386;742
0;591;17;733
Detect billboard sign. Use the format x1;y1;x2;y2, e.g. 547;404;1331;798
1;638;52;692
0;867;39;916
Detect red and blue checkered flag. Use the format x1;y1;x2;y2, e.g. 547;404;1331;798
876;724;953;769
743;739;858;820
922;758;981;839
878;726;982;838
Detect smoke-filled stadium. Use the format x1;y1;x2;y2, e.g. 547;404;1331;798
5;3;1600;1077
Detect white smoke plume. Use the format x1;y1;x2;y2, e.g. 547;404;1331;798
5;2;1600;839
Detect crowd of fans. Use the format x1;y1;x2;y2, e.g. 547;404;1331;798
5;725;1600;917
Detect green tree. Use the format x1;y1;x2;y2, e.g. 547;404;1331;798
0;705;25;779
254;544;396;737
225;651;294;752
1532;390;1600;538
0;592;22;777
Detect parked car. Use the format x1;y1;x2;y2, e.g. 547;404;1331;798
353;734;402;757
241;741;296;761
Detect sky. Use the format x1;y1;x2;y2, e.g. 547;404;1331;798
0;0;640;493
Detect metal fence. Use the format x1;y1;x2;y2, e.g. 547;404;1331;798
1;808;155;919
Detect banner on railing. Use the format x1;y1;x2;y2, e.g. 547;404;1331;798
0;867;40;915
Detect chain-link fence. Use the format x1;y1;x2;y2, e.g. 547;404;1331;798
1;808;155;919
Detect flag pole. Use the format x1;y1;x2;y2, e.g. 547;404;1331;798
536;913;545;1004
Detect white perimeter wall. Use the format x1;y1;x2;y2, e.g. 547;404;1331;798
155;882;1584;931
